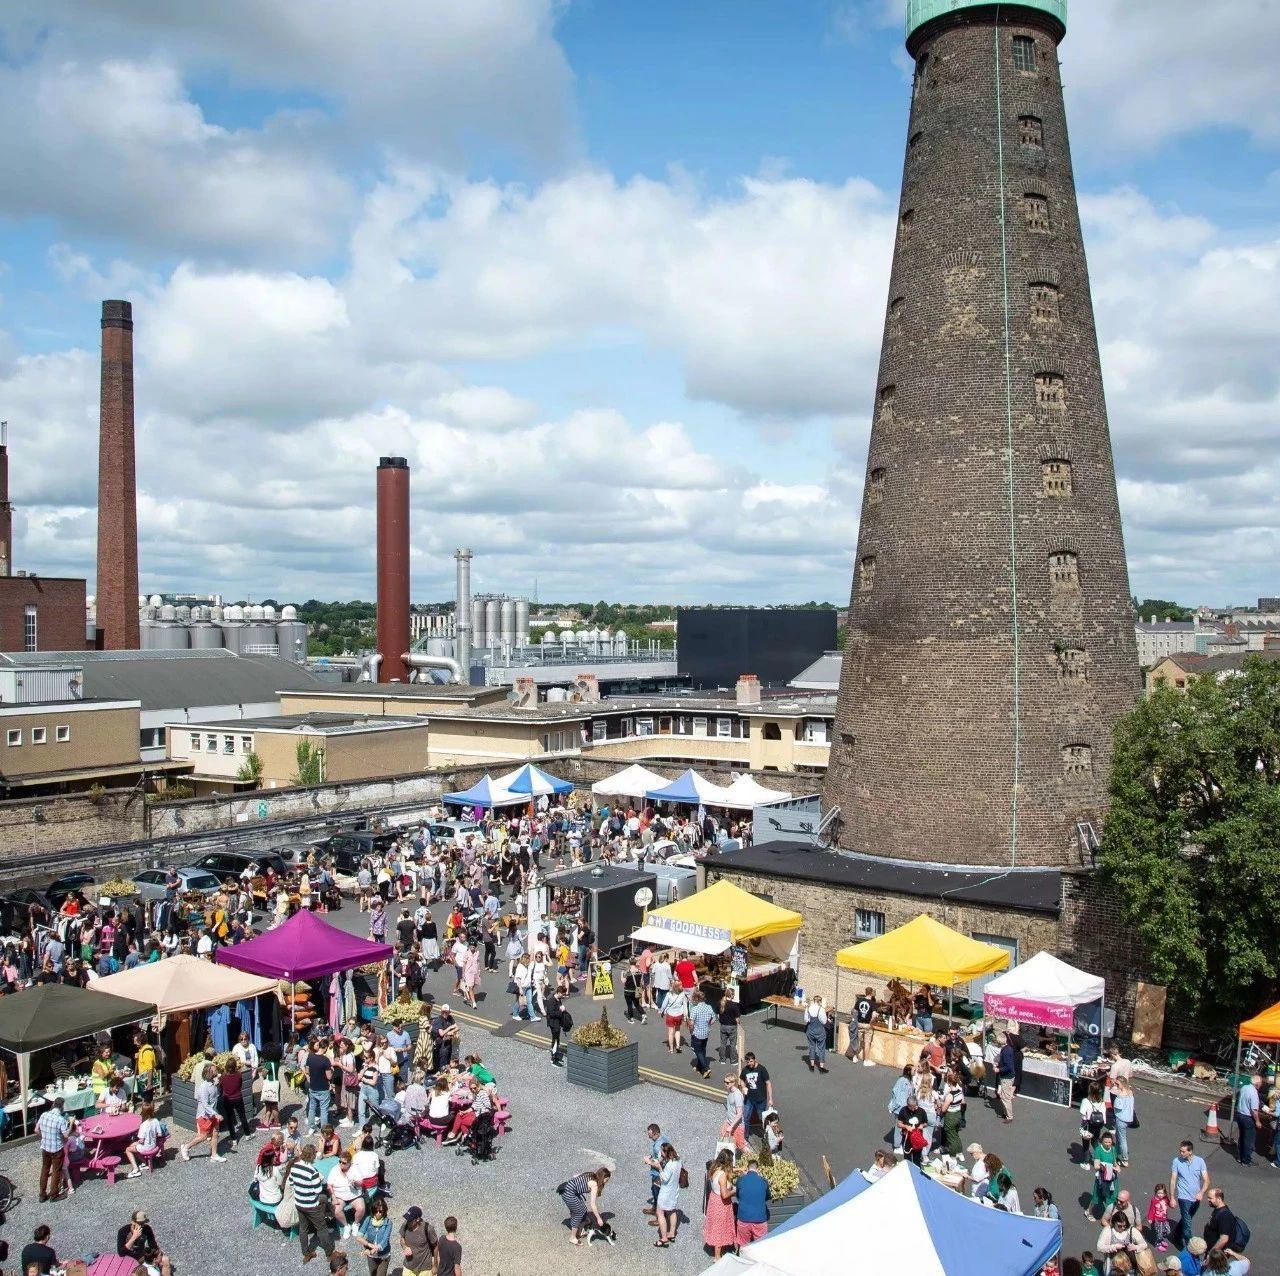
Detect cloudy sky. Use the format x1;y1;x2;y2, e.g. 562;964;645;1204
0;1;1276;606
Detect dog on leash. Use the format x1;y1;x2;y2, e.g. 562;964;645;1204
585;1220;617;1246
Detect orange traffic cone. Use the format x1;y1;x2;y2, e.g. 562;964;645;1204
1202;1103;1220;1140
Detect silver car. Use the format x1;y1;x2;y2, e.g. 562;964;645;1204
132;867;222;902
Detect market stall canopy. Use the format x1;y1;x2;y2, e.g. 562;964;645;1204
721;774;793;808
88;954;278;1016
1239;1000;1280;1043
981;950;1103;1026
495;762;573;796
645;768;736;806
442;773;527;809
720;1160;1059;1276
591;764;669;799
216;909;393;983
632;879;802;956
0;983;157;1054
835;914;1010;987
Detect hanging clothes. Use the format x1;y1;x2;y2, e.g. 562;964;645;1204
342;972;357;1022
207;1002;232;1053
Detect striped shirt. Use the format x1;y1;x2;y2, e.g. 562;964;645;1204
689;1002;716;1038
288;1161;326;1210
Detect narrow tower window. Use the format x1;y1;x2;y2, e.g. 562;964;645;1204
899;208;915;239
877;384;896;425
913;53;929;98
1012;36;1037;73
1035;373;1066;411
909;130;923;150
1049;551;1080;592
1024;194;1051;233
1055;647;1088;684
868;468;886;505
858;556;877;594
1029;282;1060;323
1062;744;1093;777
1041;459;1073;497
1018;115;1044;147
888;295;905;338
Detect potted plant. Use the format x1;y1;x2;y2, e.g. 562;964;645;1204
169;1049;259;1129
566;1007;639;1094
733;1147;806;1226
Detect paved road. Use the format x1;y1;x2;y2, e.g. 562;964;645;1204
328;893;1274;1265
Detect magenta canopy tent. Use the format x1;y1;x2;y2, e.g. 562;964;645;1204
216;910;393;983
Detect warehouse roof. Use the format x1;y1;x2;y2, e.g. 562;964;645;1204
709;841;1062;915
0;649;330;712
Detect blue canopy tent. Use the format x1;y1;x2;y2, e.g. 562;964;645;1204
703;1161;1060;1276
494;763;574;796
645;768;735;806
442;773;527;810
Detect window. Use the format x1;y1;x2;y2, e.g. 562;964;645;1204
715;717;733;738
591;719;606;742
6;729;21;747
1035;373;1066;411
858;555;877;595
913;52;928;98
240;735;253;752
675;716;690;735
804;720;829;745
899;209;914;240
23;605;37;652
877;384;896;426
205;734;217;752
1049;551;1080;590
31;726;47;744
1024;194;1051;233
970;934;1020;1001
1042;459;1073;496
1029;282;1060;324
1062;743;1094;777
1018;115;1044;147
868;467;886;505
190;733;201;751
888;295;904;336
762;722;782;741
222;735;235;755
1055;647;1088;684
908;130;923;150
854;909;886;940
56;725;70;742
1012;35;1037;73
635;717;655;737
693;717;708;737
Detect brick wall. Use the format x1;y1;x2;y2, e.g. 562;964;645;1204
0;790;145;862
0;576;88;652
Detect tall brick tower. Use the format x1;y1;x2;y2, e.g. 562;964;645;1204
823;0;1139;869
96;299;140;650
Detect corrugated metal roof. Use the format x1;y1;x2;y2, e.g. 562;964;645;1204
789;651;842;691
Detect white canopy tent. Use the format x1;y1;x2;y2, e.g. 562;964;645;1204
590;764;670;800
721;774;793;808
981;950;1104;1010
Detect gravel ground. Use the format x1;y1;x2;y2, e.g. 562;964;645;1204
0;1031;722;1275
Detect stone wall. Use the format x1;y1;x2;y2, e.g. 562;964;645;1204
0;789;145;862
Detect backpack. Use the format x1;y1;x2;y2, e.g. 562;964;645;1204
561;1008;574;1031
1231;1215;1250;1251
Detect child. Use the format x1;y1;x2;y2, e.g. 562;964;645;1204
1146;1183;1171;1252
1078;1251;1102;1276
257;1067;280;1129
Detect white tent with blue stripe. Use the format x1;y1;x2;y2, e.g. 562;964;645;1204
442;773;527;809
494;762;574;796
645;768;735;806
703;1161;1059;1276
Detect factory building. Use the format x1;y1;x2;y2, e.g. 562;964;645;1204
137;598;309;661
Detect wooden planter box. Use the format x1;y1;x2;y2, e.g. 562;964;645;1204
565;1040;640;1094
169;1078;259;1131
767;1190;808;1228
372;1019;423;1046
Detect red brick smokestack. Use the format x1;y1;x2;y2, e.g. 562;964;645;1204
376;456;410;682
0;423;12;578
97;300;140;649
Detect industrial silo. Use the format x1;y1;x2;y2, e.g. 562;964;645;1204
471;599;487;652
485;599;500;650
559;628;574;650
499;598;515;647
540;630;556;650
614;631;628;655
243;615;278;653
515;598;530;647
275;604;308;662
220;604;247;654
152;604;190;650
190;605;223;649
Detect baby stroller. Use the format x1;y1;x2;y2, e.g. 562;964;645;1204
372;1098;419;1153
457;1110;496;1163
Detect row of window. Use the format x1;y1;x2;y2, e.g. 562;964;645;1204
900;192;1055;240
867;459;1073;509
190;733;253;756
914;34;1041;93
888;281;1060;334
911;113;1044;156
6;725;71;747
876;370;1069;430
859;549;1082;594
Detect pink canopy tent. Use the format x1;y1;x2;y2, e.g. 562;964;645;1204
216;910;393;982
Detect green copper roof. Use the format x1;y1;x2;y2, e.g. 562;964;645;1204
905;0;1067;42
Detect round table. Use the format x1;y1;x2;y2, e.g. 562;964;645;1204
81;1112;141;1147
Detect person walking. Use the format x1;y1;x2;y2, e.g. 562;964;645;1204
1112;1075;1137;1168
356;1195;394;1276
995;1032;1016;1123
740;1053;773;1137
703;1148;737;1261
288;1144;336;1265
179;1063;226;1163
852;986;877;1066
651;952;673;1012
662;985;689;1054
687;990;716;1079
653;1143;684;1248
545;989;570;1066
398;1206;437;1276
1087;1130;1121;1221
35;1096;71;1202
217;1056;253;1148
804;995;830;1074
1169;1139;1209;1251
938;1068;965;1156
643;1123;663;1219
1235;1073;1261;1167
435;1216;463;1276
717;985;740;1065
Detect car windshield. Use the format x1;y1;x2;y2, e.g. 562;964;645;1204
186;873;221;891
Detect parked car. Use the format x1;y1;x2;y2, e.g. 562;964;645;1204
276;843;320;868
188;850;288;883
312;832;377;865
425;820;482;846
46;872;95;907
132;867;223;903
0;889;53;934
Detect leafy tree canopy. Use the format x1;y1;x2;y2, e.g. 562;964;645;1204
1133;597;1194;622
1098;656;1280;1028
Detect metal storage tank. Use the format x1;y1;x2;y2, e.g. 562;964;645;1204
426;637;449;657
220;604;246;655
499;598;515;647
243;620;277;653
263;604;277;621
515;598;530;646
471;599;486;651
575;629;590;646
559;628;574;648
540;630;556;647
190;619;223;649
275;619;308;662
175;605;191;623
248;604;265;622
546;686;568;702
210;605;225;623
485;599;500;647
614;631;628;654
148;595;163;609
139;615;157;649
152;618;190;650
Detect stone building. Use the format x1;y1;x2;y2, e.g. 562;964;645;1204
824;0;1141;870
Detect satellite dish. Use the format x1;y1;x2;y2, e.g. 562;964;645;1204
634;887;653;907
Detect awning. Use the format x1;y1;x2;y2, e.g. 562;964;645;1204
591;764;669;799
646;768;736;806
88;954;278;1016
835;914;1010;988
635;880;802;950
442;773;527;809
0;983;157;1054
494;763;573;796
630;924;730;956
721;774;793;808
217;909;392;983
1240;1001;1280;1043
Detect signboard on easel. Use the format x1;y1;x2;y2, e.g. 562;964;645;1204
590;960;615;1002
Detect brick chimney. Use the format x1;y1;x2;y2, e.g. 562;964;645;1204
375;456;410;682
96;300;140;649
0;422;11;578
736;673;761;706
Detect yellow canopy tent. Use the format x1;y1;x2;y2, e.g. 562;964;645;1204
631;880;803;958
833;914;1010;1020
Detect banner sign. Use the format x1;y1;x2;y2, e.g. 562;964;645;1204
984;992;1075;1031
1074;997;1105;1062
647;915;732;945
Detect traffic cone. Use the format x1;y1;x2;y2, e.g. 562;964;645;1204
1201;1103;1220;1140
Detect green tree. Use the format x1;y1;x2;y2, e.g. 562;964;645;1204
1098;656;1280;1027
235;750;264;787
292;739;326;786
1132;597;1194;622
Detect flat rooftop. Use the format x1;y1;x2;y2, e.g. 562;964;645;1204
450;693;837;724
181;711;426;736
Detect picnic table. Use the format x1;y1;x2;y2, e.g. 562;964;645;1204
761;995;836;1047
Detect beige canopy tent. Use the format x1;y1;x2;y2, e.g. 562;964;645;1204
88;954;279;1015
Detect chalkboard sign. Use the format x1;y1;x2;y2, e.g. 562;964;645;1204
1019;1059;1071;1107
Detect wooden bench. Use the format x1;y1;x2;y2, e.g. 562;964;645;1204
249;1193;298;1239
